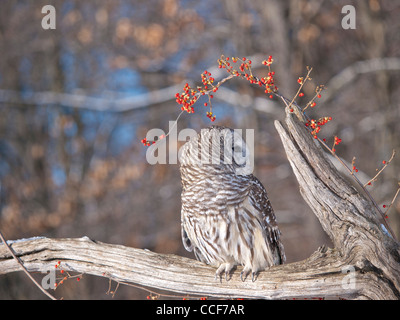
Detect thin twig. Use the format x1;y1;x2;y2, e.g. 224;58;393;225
364;150;396;187
288;67;313;110
313;136;397;240
384;183;400;217
302;85;324;113
0;230;57;300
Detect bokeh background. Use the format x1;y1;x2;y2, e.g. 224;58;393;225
0;0;399;299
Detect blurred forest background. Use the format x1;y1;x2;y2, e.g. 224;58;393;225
0;0;399;299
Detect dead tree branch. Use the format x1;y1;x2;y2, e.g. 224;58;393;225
0;235;395;300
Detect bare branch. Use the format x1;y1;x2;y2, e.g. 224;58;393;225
0;236;397;300
322;57;400;103
0;84;184;112
0;231;56;300
364;150;396;187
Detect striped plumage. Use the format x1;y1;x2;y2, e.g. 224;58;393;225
179;126;285;281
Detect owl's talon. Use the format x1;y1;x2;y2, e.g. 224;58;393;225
251;272;258;282
215;266;223;283
215;273;222;283
216;263;235;282
240;270;249;282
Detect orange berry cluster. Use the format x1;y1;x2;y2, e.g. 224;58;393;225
174;70;219;121
141;138;153;146
206;111;216;122
301;85;324;112
201;70;216;91
141;54;278;146
334;136;342;145
305;116;332;139
175;82;199;114
141;135;165;146
218;55;278;98
297;77;304;85
54;261;81;288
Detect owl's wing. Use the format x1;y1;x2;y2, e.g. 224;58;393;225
248;176;286;265
181;221;209;264
181;224;193;252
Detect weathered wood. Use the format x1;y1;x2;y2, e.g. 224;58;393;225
0;236;395;299
274;110;400;299
0;109;399;299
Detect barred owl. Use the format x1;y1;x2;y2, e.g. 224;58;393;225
179;126;285;282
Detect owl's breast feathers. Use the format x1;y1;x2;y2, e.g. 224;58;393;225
181;172;286;265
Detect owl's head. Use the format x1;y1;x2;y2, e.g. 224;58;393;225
179;126;254;176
